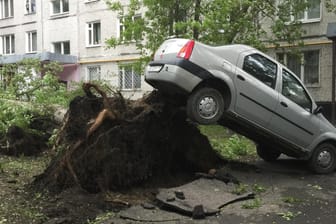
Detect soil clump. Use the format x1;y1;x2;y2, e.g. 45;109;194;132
35;84;223;193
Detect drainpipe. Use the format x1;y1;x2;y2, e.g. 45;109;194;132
40;0;44;52
327;23;336;125
332;40;336;124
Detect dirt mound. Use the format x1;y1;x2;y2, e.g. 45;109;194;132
1;125;47;156
35;84;223;193
0;114;59;157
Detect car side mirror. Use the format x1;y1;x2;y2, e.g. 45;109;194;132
313;106;323;115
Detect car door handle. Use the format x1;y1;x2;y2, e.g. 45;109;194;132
280;101;288;108
237;75;245;81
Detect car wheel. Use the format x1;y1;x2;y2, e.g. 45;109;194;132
309;143;336;174
256;145;281;162
187;87;224;125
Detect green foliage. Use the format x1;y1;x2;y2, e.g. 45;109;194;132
0;156;50;223
241;197;262;209
282;196;302;204
232;183;249;195
252;184;267;194
326;0;336;13
232;183;266;195
0;59;83;134
199;125;256;161
106;0;312;58
278;211;302;220
0;100;33;133
212;134;256;160
87;212;115;224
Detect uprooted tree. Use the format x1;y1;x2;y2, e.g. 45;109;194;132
35;83;223;192
0;58;82;156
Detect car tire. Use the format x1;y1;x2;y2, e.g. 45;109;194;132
187;87;224;125
308;143;336;174
256;145;281;162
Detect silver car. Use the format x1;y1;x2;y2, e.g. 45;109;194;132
145;38;336;174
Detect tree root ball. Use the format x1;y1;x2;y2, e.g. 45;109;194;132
35;90;223;193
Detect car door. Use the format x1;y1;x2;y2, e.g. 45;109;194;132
234;53;279;128
268;68;320;148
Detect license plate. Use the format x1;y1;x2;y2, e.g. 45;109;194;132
147;65;163;72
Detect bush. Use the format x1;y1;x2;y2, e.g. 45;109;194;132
0;59;84;135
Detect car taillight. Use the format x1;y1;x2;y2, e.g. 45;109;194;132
177;40;195;60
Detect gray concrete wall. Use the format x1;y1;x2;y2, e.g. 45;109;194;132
0;0;153;98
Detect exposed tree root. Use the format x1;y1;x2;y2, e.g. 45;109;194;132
34;83;223;192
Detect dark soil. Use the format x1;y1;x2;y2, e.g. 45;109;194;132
1;125;47;156
34;89;223;193
0;115;58;156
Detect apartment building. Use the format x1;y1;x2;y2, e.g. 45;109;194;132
1;0;336;107
0;0;152;98
265;0;336;119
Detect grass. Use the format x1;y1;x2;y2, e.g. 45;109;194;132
278;211;302;221
241;198;262;209
0;155;50;224
232;183;249;195
87;212;115;224
199;125;257;161
282;196;303;204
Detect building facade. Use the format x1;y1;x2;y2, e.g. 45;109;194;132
1;0;336;106
265;0;336;119
0;0;152;99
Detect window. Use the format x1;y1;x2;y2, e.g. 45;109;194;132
0;34;15;55
25;0;36;14
26;31;37;53
87;66;101;81
0;66;14;90
118;14;141;41
243;54;277;89
87;21;101;46
282;69;312;111
277;50;320;86
279;0;321;23
0;0;14;19
118;18;124;40
305;0;321;21
51;0;69;15
53;41;70;54
119;65;141;90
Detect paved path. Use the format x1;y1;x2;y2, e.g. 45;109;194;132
107;157;336;224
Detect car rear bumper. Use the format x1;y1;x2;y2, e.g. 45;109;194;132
145;63;201;94
145;60;204;95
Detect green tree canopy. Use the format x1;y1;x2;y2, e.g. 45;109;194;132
0;59;82;134
106;0;315;55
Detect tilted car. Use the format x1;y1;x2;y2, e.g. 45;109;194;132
145;38;336;174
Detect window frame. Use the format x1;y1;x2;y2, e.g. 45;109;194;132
242;53;278;89
26;31;37;53
118;64;141;91
299;0;321;23
85;0;100;3
25;0;36;14
50;0;69;16
277;50;320;87
117;14;142;42
86;21;101;47
281;68;313;112
0;0;14;19
0;34;15;55
86;65;101;81
52;41;70;54
278;0;321;23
